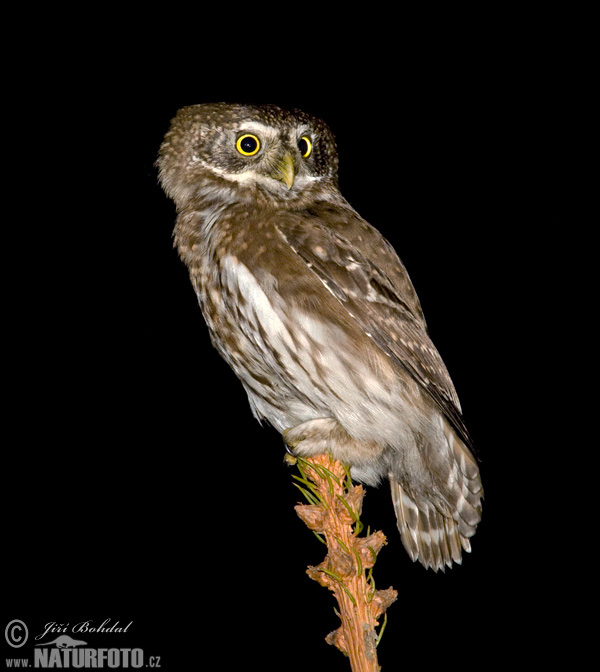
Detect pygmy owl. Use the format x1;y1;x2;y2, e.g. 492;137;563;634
158;103;482;571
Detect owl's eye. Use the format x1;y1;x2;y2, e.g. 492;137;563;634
236;134;261;156
298;136;312;158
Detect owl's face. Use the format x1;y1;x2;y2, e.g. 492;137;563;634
159;103;339;207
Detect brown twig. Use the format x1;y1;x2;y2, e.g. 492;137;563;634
289;453;397;672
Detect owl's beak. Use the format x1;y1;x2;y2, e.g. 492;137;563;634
272;152;296;190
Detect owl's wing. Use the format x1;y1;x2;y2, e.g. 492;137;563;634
273;205;474;452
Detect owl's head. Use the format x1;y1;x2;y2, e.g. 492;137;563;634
158;103;339;208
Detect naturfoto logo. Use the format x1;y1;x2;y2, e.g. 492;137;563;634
35;635;87;649
5;619;160;669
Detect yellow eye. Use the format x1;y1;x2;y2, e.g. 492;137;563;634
298;135;312;158
236;133;261;156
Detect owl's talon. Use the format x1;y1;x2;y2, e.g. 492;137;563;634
283;428;306;453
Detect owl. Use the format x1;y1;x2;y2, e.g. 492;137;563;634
158;103;482;571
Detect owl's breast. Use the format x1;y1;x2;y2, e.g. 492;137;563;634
177;209;306;424
176;205;426;444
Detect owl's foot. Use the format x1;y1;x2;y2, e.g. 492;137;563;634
283;417;384;465
283;418;338;457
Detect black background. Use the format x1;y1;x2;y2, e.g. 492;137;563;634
2;12;563;671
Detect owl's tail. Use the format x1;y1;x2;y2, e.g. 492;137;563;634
389;427;483;572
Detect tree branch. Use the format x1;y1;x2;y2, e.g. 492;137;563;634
288;453;397;672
